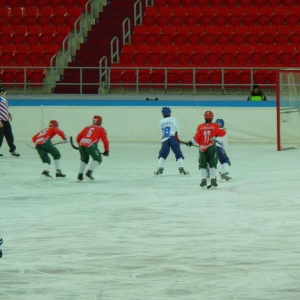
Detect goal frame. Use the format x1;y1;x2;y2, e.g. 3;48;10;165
276;68;300;151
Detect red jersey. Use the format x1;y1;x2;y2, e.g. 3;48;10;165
32;127;66;145
194;122;225;152
76;125;109;151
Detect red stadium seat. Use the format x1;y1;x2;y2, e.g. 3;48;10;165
291;26;300;44
246;26;263;45
235;45;251;65
166;67;181;88
159;25;176;45
0;7;12;27
40;25;56;45
1;44;16;64
191;44;208;65
195;69;209;88
12;25;28;45
173;25;190;45
224;70;239;89
49;0;62;6
120;44;136;64
1;68;17;84
35;0;48;5
0;25;14;45
217;25;233;45
220;44;237;65
168;0;181;6
143;7;158;26
242;7;259;26
145;25;161;45
171;6;187;26
239;0;252;5
202;26;218;45
253;0;267;5
163;45;179;64
77;0;89;10
239;70;251;88
180;65;196;88
7;0;21;6
185;7;201;26
275;25;291;44
224;0;238;5
131;25;147;44
53;25;70;47
29;67;46;86
195;0;209;5
199;7;215;26
110;63;123;85
42;44;59;65
14;44;31;64
250;44;267;65
37;7;53;26
10;7;25;26
177;44;193;65
28;44;45;64
253;70;269;87
121;68;137;88
63;0;77;5
52;6;68;26
286;8;300;26
268;0;281;5
134;44;150;64
209;70;222;88
214;7;230;26
265;44;281;64
157;7;172;26
154;0;167;6
232;25;248;44
66;7;83;30
279;44;295;65
149;67;165;88
182;0;195;5
228;7;244;26
26;24;42;45
261;25;277;44
24;7;39;26
257;6;273;26
271;6;288;26
206;44;223;65
148;44;164;65
188;25;205;45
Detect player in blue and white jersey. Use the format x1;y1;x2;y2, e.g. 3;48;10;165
215;119;232;181
154;107;189;175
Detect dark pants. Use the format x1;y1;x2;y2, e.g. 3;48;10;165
35;140;61;164
198;144;218;169
216;146;231;165
0;121;16;153
158;136;184;160
79;144;102;164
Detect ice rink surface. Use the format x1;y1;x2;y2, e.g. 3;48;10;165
1;141;300;300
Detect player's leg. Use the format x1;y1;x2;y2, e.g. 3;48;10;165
0;237;3;258
44;141;65;177
0;123;5;156
199;151;209;187
207;145;218;187
36;145;52;177
85;145;102;180
216;146;232;181
154;140;170;175
77;146;89;181
169;137;189;175
3;122;19;156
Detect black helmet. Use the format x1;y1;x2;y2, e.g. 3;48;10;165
0;87;7;95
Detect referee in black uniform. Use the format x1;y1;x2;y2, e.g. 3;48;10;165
0;87;20;157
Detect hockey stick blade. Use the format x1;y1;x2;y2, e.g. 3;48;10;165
70;136;79;150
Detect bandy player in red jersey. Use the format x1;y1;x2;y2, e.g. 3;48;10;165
187;111;225;189
76;115;109;181
32;120;67;178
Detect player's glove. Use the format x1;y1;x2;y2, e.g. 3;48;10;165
186;141;193;147
103;150;109;156
0;250;2;258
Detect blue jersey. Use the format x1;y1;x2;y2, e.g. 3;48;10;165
0;96;10;121
159;116;179;142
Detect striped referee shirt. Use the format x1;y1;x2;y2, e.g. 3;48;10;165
0;96;10;121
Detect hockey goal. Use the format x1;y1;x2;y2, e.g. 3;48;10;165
276;69;300;151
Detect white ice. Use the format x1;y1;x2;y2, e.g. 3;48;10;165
1;142;300;300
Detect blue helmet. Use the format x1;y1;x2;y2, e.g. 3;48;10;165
161;106;171;117
216;119;224;128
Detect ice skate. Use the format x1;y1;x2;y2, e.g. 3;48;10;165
179;167;189;175
200;179;207;188
85;170;94;180
220;172;232;181
0;154;3;157
11;151;20;157
56;170;66;178
154;167;164;175
77;173;83;182
207;178;218;189
41;171;52;178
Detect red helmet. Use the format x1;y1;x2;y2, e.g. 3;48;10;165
93;115;102;125
204;111;214;121
49;120;59;127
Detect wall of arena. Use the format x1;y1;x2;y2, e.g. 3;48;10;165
9;96;276;145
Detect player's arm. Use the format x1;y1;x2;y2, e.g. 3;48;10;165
100;128;109;156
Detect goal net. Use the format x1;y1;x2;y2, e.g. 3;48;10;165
276;69;300;151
